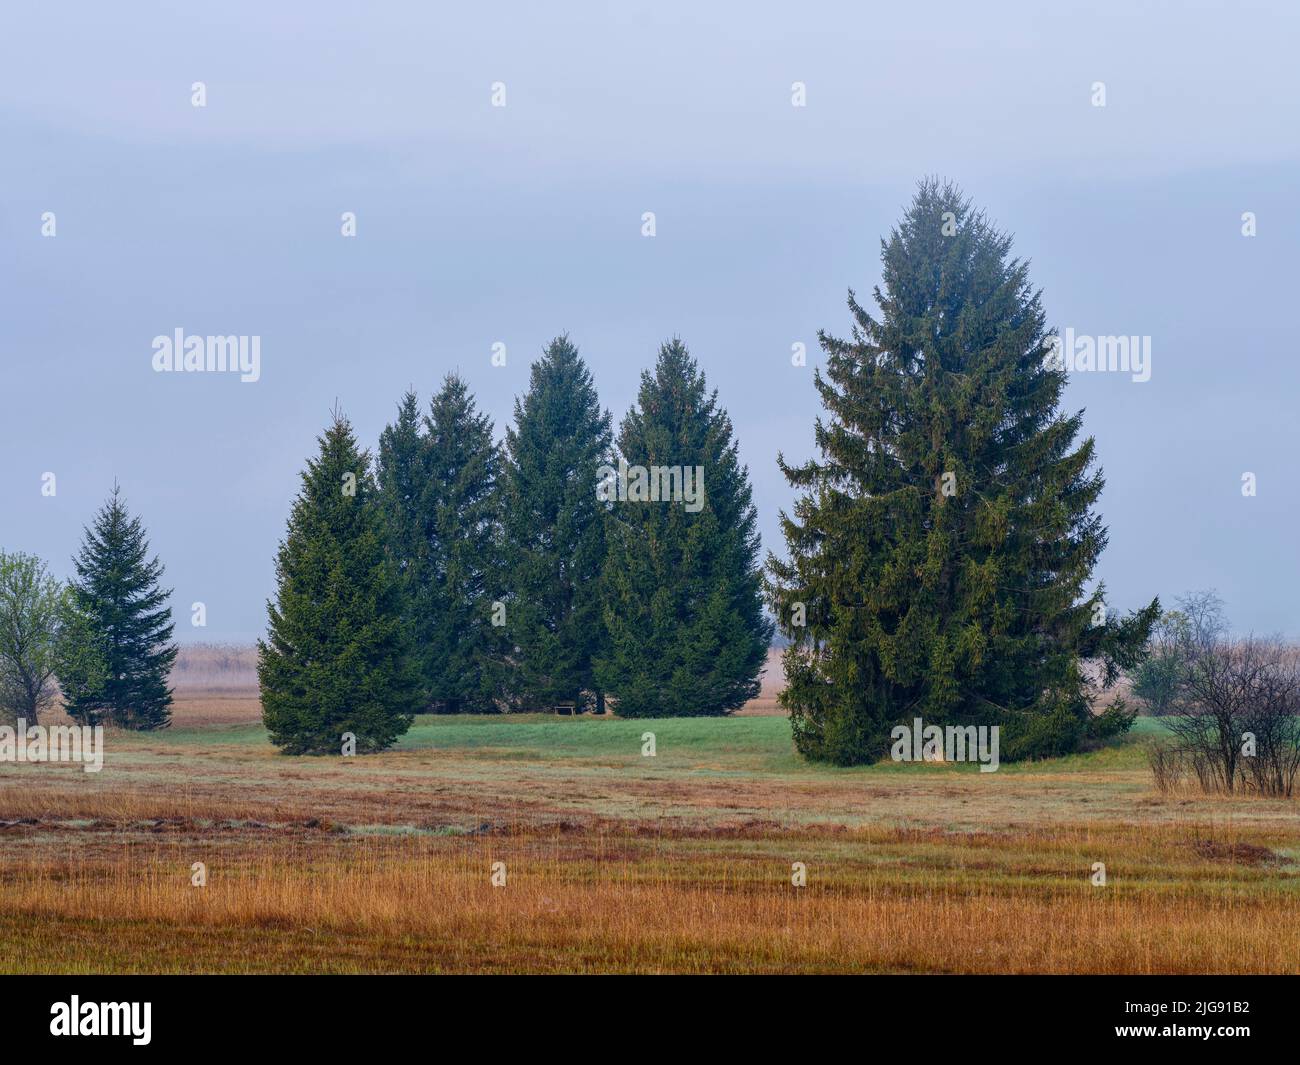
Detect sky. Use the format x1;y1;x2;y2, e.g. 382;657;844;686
2;0;1298;641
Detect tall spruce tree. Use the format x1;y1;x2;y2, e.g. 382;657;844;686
378;376;504;712
502;336;612;711
377;390;428;621
259;411;421;753
66;486;177;729
596;339;771;716
768;179;1157;765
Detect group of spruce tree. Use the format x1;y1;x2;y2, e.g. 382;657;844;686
258;338;772;754
260;177;1157;764
2;180;1151;764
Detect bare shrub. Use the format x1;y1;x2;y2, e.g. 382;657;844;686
1147;741;1186;793
1157;625;1300;798
1238;647;1300;797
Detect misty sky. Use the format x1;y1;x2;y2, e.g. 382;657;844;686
3;0;1298;641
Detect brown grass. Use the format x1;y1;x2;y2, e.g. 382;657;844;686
2;825;1296;973
1;690;1297;973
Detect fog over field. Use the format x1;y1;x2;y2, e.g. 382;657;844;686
3;1;1299;641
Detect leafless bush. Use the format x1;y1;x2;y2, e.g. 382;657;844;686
1238;652;1300;797
1146;741;1186;793
1158;629;1300;798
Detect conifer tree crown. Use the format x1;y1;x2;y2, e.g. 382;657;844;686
768;179;1156;764
501;336;613;710
597;338;771;717
66;485;176;730
260;411;421;753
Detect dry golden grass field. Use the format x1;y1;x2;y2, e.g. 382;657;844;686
1;649;1296;974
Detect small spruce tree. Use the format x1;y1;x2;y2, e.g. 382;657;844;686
377;390;428;621
260;411;421;753
596;339;771;716
423;375;506;712
66;486;177;729
379;376;505;712
501;336;612;711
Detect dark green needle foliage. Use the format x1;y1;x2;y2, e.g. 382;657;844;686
260;410;421;753
597;339;772;716
501;336;613;711
378;376;506;713
65;485;177;730
768;179;1157;765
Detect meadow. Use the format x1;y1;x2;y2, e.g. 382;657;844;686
2;677;1298;974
